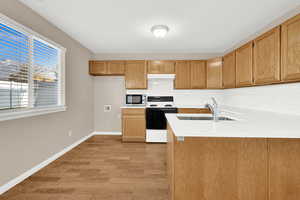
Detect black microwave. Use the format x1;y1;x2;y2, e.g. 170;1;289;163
126;94;146;105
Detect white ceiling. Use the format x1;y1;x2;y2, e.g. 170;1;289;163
20;0;300;54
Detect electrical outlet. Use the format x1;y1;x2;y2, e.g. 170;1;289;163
68;130;72;137
104;105;112;112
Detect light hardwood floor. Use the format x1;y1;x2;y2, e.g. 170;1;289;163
0;136;168;200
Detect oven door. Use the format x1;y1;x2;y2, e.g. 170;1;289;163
146;108;177;129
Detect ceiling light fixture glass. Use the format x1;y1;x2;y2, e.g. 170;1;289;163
151;25;169;38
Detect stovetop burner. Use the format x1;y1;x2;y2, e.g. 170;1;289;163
146;96;175;108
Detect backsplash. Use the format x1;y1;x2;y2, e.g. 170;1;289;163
94;77;300;133
128;79;300;116
221;83;300;115
127;78;223;106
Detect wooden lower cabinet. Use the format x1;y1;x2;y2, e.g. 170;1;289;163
177;108;211;114
269;139;300;200
167;127;300;200
122;108;145;142
167;126;268;200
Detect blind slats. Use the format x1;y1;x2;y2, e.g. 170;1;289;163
0;21;62;110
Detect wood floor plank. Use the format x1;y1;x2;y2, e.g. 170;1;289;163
0;136;167;200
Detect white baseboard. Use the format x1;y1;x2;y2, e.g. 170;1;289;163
93;131;122;135
0;132;95;195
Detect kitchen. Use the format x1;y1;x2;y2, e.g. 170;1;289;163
0;0;300;200
90;10;300;200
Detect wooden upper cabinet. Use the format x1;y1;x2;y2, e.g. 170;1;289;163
107;61;125;75
281;14;300;82
190;60;206;89
125;60;147;89
89;60;125;75
89;61;107;75
223;51;236;88
175;61;191;89
236;42;253;87
207;57;223;89
147;60;175;74
253;27;281;85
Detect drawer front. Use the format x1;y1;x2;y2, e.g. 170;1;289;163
122;108;145;115
178;108;211;114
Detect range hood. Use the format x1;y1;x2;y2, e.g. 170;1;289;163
147;74;175;79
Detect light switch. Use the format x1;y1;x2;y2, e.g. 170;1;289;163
104;105;112;112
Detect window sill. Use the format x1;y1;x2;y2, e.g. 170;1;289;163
0;106;67;122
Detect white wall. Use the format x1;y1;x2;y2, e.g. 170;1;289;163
92;53;222;60
127;78;223;106
0;0;94;186
93;77;223;132
93;76;300;133
94;76;125;132
221;83;300;115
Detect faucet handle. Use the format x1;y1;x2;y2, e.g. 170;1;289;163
211;97;218;106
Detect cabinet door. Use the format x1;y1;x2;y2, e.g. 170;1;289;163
269;139;300;200
175;61;191;89
148;60;175;74
281;14;300;82
122;108;145;142
190;60;206;89
107;61;125;75
125;61;147;89
206;57;223;89
236;139;268;200
89;61;107;75
236;42;253;87
174;138;268;200
253;27;281;85
167;124;175;200
223;51;236;88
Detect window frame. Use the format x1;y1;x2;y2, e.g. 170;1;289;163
0;13;66;122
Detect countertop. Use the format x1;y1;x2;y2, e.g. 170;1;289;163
166;106;300;139
121;105;146;108
121;104;207;109
174;104;207;108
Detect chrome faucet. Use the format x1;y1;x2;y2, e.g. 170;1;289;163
205;97;219;122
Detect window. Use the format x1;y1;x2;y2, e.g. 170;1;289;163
0;14;66;121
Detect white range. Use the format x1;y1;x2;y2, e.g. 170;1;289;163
146;96;177;143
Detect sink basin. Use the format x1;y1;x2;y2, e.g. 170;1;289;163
177;116;235;121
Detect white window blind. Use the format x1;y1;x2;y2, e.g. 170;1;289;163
0;23;30;110
0;14;66;121
33;39;59;107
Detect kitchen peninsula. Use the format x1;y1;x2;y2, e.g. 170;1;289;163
166;106;300;200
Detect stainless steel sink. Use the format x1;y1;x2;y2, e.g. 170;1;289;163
177;116;235;121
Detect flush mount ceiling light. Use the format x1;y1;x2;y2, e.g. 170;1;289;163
151;25;169;38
